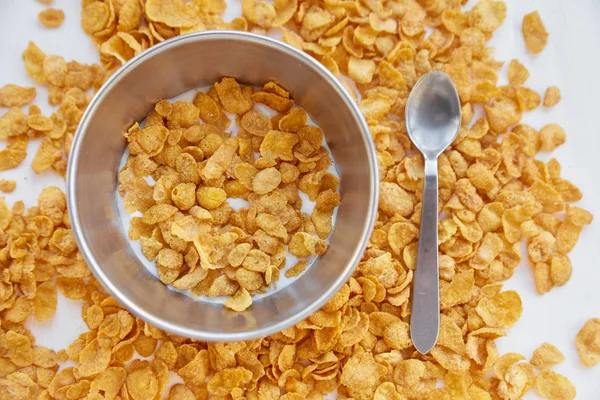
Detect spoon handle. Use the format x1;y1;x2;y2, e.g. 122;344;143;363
410;157;440;354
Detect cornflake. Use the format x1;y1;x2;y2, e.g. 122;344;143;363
531;343;565;370
39;8;65;28
576;318;600;367
544;86;561;107
0;84;37;107
0;179;16;193
522;11;549;54
536;370;576;400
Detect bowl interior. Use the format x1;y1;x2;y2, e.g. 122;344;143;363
68;31;377;341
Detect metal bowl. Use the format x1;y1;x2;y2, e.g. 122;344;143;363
67;31;378;341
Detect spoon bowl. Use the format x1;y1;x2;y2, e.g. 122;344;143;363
406;71;461;354
406;71;462;159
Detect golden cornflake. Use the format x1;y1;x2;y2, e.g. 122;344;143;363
535;370;576;400
80;1;111;35
544;86;561;107
126;365;159;399
0;84;37;107
39;8;65;28
469;0;507;33
33;281;58;321
168;384;196;400
0;179;16;193
22;41;46;83
6;331;33;367
539;123;566;152
224;288;253;312
523;11;549;54
0;136;28;171
145;0;198;28
27;114;54;131
340;351;387;399
516;87;541;111
508;59;530;85
576;318;600;367
252;167;282;194
285;260;309;278
531;343;565;370
118;0;143;32
215;77;253;114
348;57;376;84
43;55;68;87
32;136;63;173
476;290;523;329
242;0;276;29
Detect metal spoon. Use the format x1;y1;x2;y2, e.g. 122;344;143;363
406;71;461;354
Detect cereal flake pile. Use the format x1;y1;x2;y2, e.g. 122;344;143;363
0;0;598;399
119;78;340;311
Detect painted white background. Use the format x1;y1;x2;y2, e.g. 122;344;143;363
0;0;599;398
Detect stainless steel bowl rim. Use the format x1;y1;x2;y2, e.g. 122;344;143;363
67;30;379;341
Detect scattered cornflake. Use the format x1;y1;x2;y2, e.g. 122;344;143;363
0;84;36;107
576;318;600;367
539;123;567;152
39;8;65;28
508;59;530;86
536;370;576;400
531;343;565;370
523;11;549;54
493;354;536;400
2;42;104;175
0;179;16;193
544;86;562;107
0;133;28;171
